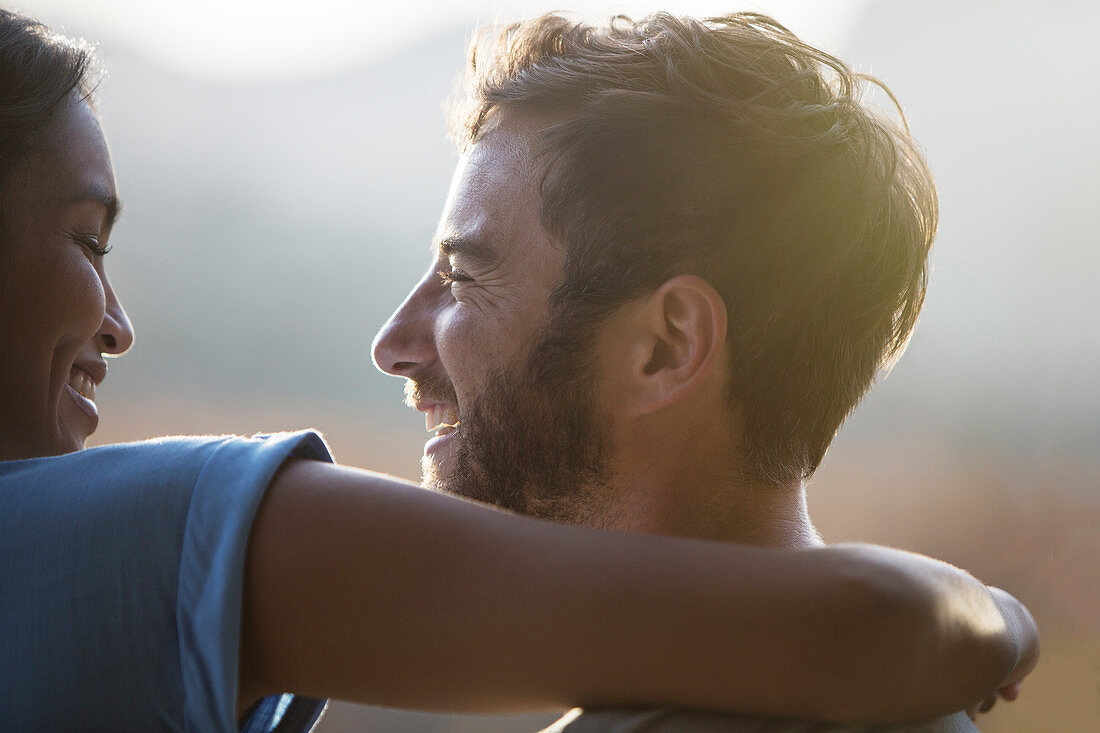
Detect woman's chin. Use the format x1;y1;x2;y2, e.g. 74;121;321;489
58;384;99;452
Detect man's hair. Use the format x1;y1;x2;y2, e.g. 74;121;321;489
0;8;99;195
450;12;937;486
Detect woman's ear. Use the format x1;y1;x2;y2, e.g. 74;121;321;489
621;275;728;417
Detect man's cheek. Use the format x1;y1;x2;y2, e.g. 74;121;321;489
437;319;502;384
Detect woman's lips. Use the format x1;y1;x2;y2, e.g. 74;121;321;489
65;365;100;428
68;366;96;402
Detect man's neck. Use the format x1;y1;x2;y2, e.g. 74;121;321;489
584;419;822;549
594;473;820;549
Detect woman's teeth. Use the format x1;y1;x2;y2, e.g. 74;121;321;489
425;404;460;433
68;369;95;401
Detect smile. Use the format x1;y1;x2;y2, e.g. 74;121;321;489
425;403;461;436
67;366;97;403
421;402;461;460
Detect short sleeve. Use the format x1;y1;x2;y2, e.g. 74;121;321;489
176;431;333;733
0;430;333;733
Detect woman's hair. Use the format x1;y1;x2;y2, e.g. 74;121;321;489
451;12;938;485
0;8;99;192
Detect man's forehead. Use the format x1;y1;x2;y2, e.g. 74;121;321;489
433;122;544;260
458;124;539;193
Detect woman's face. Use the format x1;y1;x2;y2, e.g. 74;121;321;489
0;100;134;460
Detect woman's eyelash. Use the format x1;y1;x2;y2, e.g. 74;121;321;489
438;267;473;286
71;232;112;257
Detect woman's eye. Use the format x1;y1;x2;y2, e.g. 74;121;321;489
72;232;111;258
438;267;473;287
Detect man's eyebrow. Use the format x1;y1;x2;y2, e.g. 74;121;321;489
436;236;498;268
66;187;122;227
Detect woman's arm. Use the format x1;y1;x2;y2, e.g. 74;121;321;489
238;459;1036;725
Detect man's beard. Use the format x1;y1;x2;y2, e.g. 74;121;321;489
422;323;613;523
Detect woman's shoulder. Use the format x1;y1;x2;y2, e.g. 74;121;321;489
0;429;334;732
0;429;333;528
0;429;331;479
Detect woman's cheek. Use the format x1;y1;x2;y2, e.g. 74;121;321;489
55;253;107;341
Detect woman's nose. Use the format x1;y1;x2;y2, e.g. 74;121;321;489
97;275;134;356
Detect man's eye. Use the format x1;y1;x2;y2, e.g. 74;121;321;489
438;267;473;286
71;232;112;257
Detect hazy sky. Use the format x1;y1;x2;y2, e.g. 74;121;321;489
14;0;868;79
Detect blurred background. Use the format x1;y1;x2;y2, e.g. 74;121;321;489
17;0;1098;730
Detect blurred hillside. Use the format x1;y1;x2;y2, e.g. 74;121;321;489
832;1;1100;465
74;0;1100;731
93;26;466;424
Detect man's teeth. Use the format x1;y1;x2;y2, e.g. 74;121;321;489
425;404;460;433
68;369;95;401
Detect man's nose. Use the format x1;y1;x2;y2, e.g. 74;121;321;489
371;269;440;377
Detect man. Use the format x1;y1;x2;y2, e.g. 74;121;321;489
373;11;1010;731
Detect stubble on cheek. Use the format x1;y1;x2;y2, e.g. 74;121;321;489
423;330;614;524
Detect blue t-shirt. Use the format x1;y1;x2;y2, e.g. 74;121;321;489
0;431;332;733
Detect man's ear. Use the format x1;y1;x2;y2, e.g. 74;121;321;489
624;275;728;416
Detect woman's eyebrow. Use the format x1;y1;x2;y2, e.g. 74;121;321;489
66;187;122;226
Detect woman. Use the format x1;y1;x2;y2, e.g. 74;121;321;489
0;9;1036;733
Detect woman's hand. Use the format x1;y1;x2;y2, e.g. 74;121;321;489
966;585;1039;721
967;680;1021;720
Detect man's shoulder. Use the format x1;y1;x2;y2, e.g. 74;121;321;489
541;708;978;733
